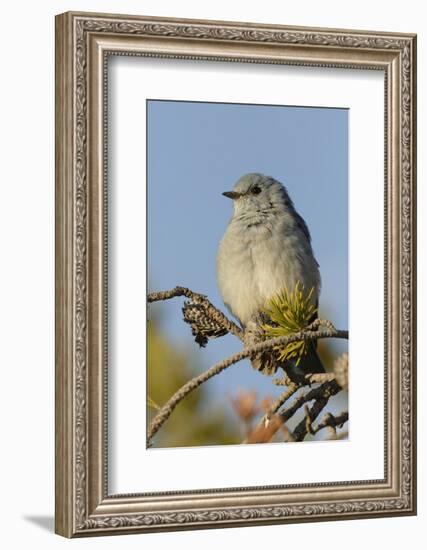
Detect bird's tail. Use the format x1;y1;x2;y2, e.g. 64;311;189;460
281;342;325;384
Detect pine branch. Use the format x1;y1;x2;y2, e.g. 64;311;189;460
311;411;349;436
148;286;244;342
291;381;341;441
147;323;348;445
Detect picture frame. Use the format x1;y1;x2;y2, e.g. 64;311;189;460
55;11;417;537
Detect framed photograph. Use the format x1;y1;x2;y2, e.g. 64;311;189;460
55;11;417;537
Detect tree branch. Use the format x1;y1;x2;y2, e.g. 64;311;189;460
291;381;342;441
244;379;342;444
311;411;349;436
305;372;336;384
242;382;298;444
147;324;348;444
148;286;244;341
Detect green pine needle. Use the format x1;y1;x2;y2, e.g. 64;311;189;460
147;395;161;411
262;282;317;365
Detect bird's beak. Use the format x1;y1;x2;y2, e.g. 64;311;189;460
222;191;240;200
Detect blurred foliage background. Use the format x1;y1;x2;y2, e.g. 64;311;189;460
147;312;240;447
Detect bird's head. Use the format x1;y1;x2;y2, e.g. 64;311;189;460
222;173;293;218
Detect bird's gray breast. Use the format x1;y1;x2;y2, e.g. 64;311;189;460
216;215;320;326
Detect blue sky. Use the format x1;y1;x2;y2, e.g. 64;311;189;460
147;99;348;406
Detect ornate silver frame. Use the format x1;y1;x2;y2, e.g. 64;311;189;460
55;11;417;537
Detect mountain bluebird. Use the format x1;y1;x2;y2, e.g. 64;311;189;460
217;173;324;379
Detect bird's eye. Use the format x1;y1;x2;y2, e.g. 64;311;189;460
251;186;261;195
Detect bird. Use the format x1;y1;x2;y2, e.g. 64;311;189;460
216;173;324;381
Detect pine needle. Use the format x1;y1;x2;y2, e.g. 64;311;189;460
147;395;161;411
262;282;317;365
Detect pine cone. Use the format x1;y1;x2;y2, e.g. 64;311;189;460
182;300;227;347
